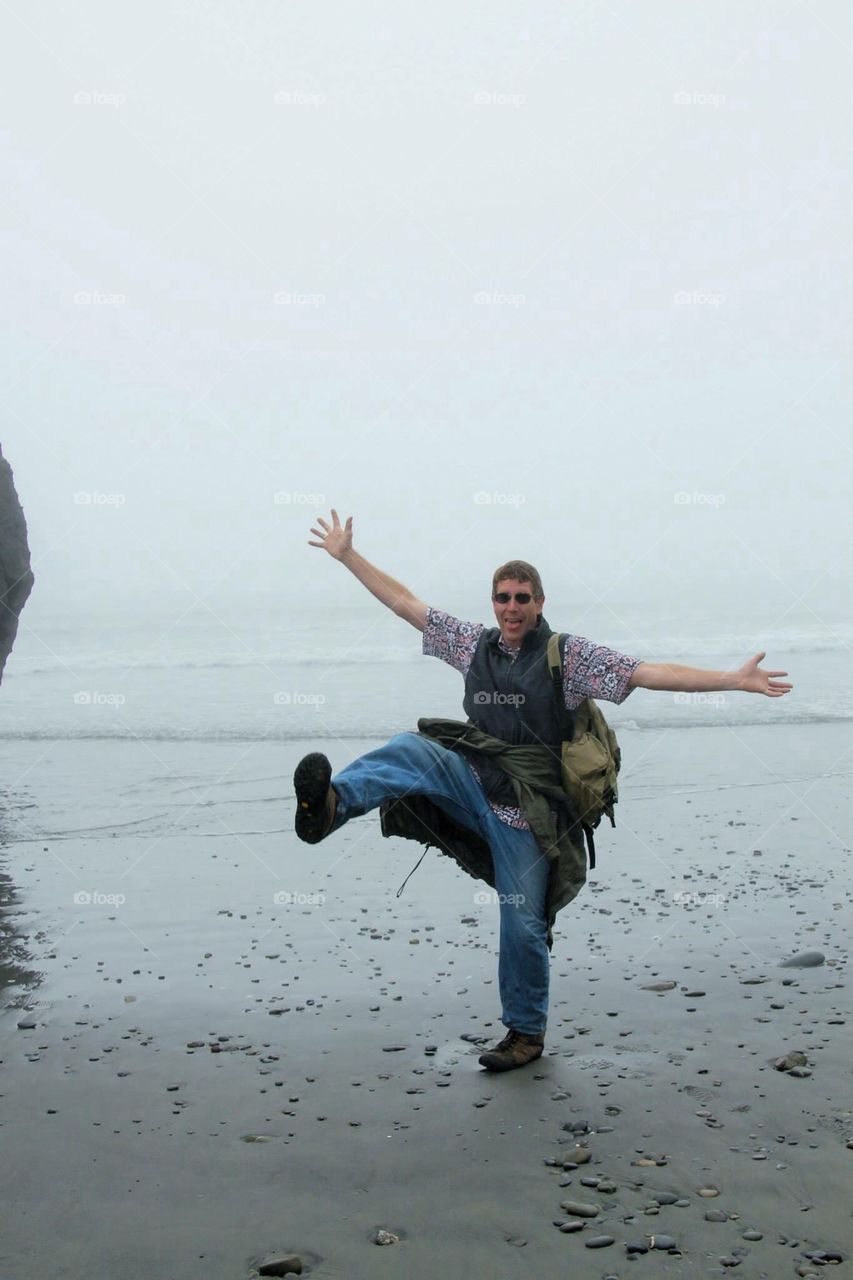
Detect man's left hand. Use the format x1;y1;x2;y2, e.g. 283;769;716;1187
737;652;793;697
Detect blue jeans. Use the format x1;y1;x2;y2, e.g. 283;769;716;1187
330;731;551;1037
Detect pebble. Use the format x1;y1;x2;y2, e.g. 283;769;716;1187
258;1257;302;1277
641;981;676;992
560;1199;600;1218
720;1256;742;1267
374;1229;399;1245
653;1192;679;1205
705;1209;729;1223
780;950;825;968
626;1241;649;1254
698;1187;720;1197
585;1235;615;1248
555;1220;584;1233
788;1066;812;1078
775;1051;808;1072
742;1230;763;1241
569;1146;592;1164
16;1019;36;1030
650;1234;678;1250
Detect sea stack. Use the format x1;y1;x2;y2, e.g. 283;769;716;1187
0;444;34;683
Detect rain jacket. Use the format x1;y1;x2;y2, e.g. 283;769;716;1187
379;716;588;947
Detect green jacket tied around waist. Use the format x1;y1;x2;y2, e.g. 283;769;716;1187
378;717;588;946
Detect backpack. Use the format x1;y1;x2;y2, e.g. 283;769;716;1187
546;632;622;870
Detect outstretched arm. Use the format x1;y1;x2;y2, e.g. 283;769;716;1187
308;509;428;632
629;652;792;697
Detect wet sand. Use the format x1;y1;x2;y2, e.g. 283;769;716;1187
0;724;850;1278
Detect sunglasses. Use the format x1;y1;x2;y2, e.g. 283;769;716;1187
493;591;533;604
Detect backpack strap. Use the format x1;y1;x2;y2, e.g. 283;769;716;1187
546;633;575;743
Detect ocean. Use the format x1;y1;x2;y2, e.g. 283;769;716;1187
1;603;850;744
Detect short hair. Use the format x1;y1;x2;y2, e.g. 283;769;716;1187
491;560;544;599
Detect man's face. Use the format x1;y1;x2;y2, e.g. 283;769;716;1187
492;577;544;648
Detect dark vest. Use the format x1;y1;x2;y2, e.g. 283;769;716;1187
462;615;564;806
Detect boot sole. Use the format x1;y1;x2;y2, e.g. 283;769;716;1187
294;752;333;843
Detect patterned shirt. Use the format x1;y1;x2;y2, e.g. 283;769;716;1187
423;607;641;829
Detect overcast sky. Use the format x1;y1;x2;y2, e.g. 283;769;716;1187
2;1;850;636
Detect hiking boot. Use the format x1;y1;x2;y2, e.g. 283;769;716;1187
478;1029;545;1072
294;752;337;843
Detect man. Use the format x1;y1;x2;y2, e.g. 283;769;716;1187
294;509;792;1073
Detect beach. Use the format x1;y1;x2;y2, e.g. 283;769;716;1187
0;722;849;1278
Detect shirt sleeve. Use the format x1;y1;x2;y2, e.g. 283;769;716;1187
563;634;642;707
422;607;485;678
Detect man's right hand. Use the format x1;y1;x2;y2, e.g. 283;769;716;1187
306;507;428;632
308;508;353;561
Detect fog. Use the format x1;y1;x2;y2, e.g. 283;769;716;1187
2;1;849;638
